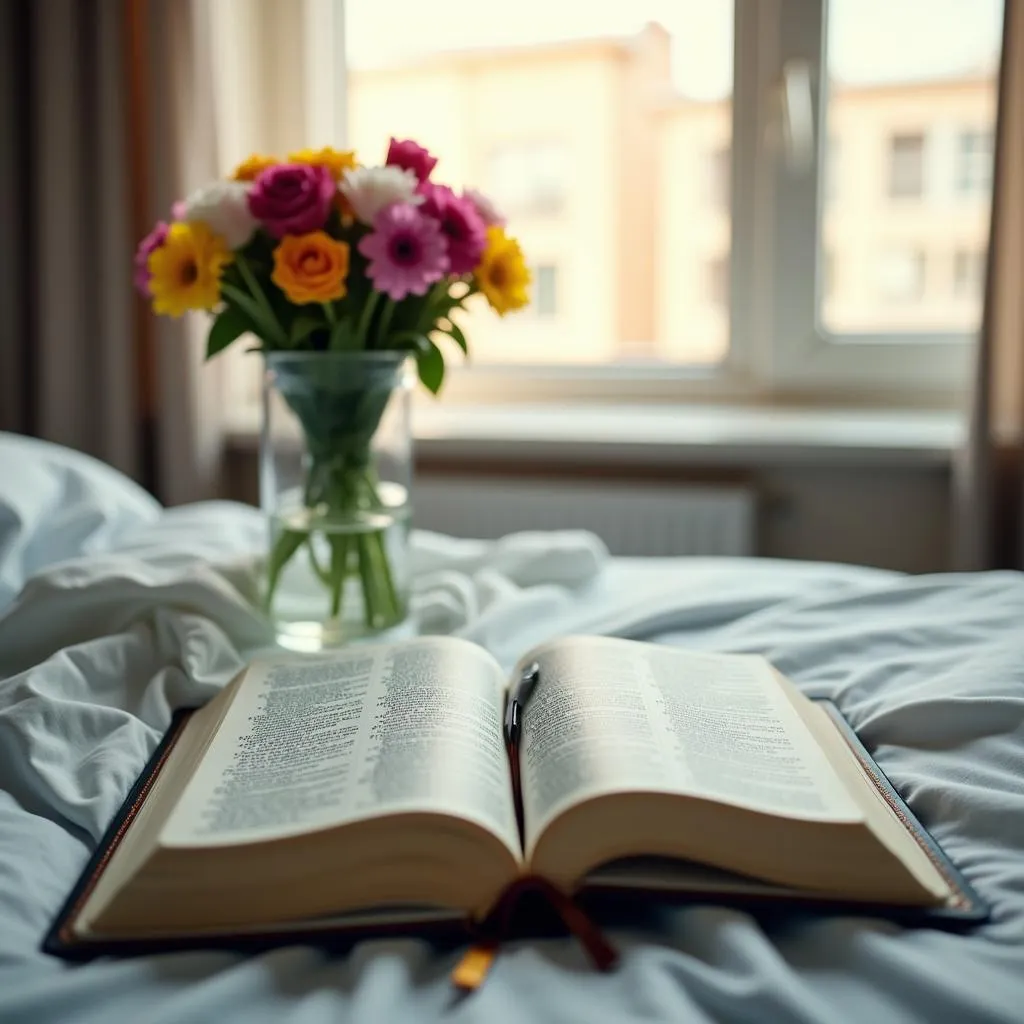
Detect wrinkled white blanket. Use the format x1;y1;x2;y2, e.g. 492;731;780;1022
2;432;1024;1024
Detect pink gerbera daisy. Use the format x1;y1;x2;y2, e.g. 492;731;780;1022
417;183;487;275
358;203;449;301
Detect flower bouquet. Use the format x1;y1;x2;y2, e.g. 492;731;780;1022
135;139;530;646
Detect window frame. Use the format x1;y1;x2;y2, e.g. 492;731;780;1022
749;0;974;400
439;0;980;407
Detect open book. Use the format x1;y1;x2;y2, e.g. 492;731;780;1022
48;636;984;954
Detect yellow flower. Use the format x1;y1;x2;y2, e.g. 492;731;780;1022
288;147;358;181
231;154;278;181
147;221;231;317
272;231;350;304
475;226;531;316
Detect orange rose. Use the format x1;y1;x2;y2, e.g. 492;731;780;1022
272;231;350;304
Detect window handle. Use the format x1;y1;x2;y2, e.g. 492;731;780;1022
780;59;815;173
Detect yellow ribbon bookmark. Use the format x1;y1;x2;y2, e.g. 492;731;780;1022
451;943;498;991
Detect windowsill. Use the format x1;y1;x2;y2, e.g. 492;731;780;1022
227;403;963;468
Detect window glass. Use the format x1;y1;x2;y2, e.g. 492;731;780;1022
346;1;733;367
819;0;1001;337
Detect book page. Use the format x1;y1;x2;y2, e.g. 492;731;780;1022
519;637;862;847
161;637;519;852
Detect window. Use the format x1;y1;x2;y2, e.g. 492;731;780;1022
888;133;925;199
534;264;558;316
811;0;1001;378
876;249;926;302
953;249;985;296
956;130;994;195
218;0;1004;427
487;143;568;216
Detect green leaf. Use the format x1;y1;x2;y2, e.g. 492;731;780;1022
221;283;278;343
417;340;445;395
234;252;288;346
290;315;322;347
386;330;431;353
206;304;252;359
446;319;468;355
330;316;357;351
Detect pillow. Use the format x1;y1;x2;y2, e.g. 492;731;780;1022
0;433;161;609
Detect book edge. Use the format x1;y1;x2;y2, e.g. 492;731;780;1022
43;697;989;961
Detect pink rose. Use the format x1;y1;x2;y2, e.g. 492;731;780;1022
247;163;335;238
134;221;169;296
418;182;486;274
386;138;437;183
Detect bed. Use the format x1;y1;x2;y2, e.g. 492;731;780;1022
1;432;1023;1023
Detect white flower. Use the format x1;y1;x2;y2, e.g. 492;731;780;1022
340;165;422;225
463;187;506;227
178;180;257;249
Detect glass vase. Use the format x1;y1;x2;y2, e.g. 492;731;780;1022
260;351;415;651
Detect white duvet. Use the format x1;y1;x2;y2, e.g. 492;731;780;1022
1;432;1023;1024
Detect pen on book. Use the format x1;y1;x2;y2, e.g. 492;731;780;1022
505;662;540;746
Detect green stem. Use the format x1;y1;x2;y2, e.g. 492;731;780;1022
306;535;333;587
323;302;337;327
329;534;350;618
264;451;405;634
365;529;398;621
353;290;382;350
235;252;288;347
356;536;378;627
373;529;401;616
264;527;306;611
375;299;396;348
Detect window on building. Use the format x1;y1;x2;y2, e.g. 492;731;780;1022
956;130;994;195
534;264;558;316
888;133;926;199
487;143;568;216
953;249;986;296
876;249;926;302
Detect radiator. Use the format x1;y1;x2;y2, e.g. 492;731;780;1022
414;477;756;557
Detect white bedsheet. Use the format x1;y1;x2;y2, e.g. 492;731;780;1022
1;433;1023;1024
